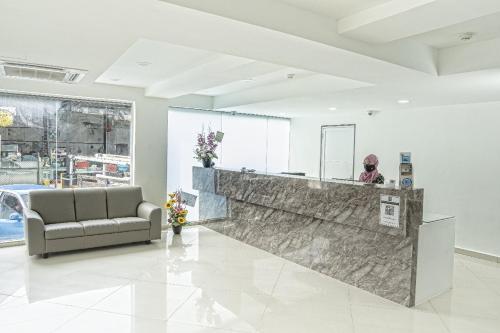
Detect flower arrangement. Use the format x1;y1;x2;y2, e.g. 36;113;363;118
165;190;189;228
194;128;220;167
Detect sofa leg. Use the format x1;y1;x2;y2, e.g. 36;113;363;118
145;240;152;244
42;253;49;259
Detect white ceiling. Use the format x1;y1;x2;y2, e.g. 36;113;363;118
1;0;500;118
276;0;391;19
97;39;369;99
412;11;500;48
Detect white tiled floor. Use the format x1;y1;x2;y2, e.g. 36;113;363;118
0;226;499;333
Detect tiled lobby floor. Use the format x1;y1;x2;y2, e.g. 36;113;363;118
0;226;499;333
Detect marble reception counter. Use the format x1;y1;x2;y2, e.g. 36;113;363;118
192;167;451;307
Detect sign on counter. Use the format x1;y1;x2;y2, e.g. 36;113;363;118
380;194;400;228
181;191;198;207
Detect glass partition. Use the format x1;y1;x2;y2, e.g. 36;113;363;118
167;108;290;221
220;113;268;171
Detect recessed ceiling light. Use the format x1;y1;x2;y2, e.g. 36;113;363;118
397;99;410;104
328;107;337;111
136;61;152;67
458;32;475;41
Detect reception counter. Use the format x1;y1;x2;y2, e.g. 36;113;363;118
192;167;454;307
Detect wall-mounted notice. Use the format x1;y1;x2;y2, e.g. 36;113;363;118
380;194;400;228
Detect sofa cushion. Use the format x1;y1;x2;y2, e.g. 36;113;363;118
113;217;150;232
29;189;75;224
79;219;118;236
106;186;143;218
74;188;108;221
45;222;84;240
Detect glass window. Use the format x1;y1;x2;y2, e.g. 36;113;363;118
0;92;133;243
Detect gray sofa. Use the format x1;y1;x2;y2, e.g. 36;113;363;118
25;186;161;258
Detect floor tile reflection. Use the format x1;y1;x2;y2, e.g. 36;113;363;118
0;226;498;332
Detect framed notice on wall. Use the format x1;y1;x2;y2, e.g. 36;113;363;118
380;194;400;228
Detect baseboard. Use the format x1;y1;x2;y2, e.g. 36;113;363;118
455;247;500;263
0;240;25;248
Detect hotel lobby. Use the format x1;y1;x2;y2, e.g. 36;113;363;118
1;0;500;332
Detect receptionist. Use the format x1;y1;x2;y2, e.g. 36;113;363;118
359;154;385;184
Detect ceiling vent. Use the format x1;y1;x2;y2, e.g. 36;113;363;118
0;61;86;83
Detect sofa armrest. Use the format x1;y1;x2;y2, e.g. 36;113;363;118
137;201;162;240
24;209;46;256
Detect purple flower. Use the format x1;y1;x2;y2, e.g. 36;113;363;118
194;128;220;161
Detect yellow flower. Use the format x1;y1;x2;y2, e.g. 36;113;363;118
168;193;175;199
170;199;177;203
178;217;186;224
182;210;188;215
164;202;172;209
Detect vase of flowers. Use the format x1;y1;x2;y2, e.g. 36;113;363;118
194;128;222;168
165;190;189;235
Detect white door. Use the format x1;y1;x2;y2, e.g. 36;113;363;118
320;125;355;180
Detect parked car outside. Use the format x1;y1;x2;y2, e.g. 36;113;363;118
0;184;52;242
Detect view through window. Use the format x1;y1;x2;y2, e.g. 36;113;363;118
0;92;132;243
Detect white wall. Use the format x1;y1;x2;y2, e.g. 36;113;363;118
0;78;168;207
289;103;500;257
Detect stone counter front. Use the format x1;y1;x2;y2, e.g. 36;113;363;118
193;167;424;307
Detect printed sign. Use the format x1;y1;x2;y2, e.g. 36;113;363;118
380;194;400;228
215;131;225;142
399;163;414;190
400;152;412;164
181;191;198;207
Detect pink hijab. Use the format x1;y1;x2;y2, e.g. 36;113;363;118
359;154;380;183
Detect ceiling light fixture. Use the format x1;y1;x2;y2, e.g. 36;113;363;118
397;99;410;104
458;32;475;41
136;61;152;67
328;107;337;111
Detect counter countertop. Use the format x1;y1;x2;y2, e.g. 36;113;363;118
211;167;422;191
423;213;455;223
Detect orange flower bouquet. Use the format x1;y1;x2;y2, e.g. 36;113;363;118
165;190;189;234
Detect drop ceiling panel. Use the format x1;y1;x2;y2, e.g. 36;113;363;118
411;11;500;48
100;39;370;100
96;39;218;87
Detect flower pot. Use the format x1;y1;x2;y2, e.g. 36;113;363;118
172;225;182;235
202;158;212;168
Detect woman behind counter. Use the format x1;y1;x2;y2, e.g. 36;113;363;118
359;154;385;184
